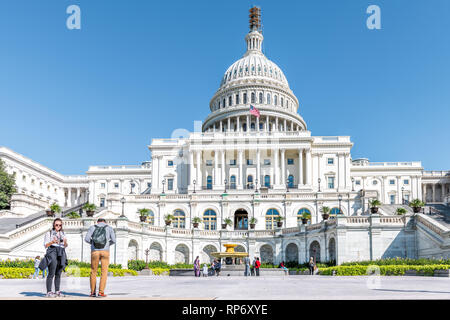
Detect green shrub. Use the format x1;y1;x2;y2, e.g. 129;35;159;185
0;267;34;279
319;264;450;276
341;258;450;266
65;266;137;277
151;268;170;275
0;259;122;269
127;260;193;271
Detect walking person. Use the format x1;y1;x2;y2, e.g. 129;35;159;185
84;218;116;298
251;257;256;276
33;256;41;279
40;218;68;298
308;257;315;275
211;259;216;276
279;261;288;275
255;257;261;276
214;259;222;276
244;256;251;276
194;256;200;277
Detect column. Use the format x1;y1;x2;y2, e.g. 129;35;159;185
305;149;312;186
189;151;194;187
432;184;436;202
196;151;202;189
382;176;387;204
422;184;426;202
290;122;294;131
214;151;219;187
397;176;402;204
221;150;226;185
266;116;270;131
256;149;261;185
256;116;260;132
68;188;72;207
236;116;240;132
246;115;250;131
441;183;446;202
219;121;223;132
273;148;279;186
337;153;344;190
76;188;80;205
275;117;279;131
284;119;287;132
238;150;244;189
227;118;231;132
281;149;286;186
298;148;303;187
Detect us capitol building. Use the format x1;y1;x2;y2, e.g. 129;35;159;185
1;8;449;268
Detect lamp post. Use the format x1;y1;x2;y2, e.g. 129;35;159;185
120;197;126;218
401;187;405;205
351;177;355;191
286;178;290;193
318;178;321;192
162;180;165;194
224;179;227;194
338;194;343;215
193;179;196;194
255;178;259;193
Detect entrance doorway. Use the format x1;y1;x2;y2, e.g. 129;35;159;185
234;209;249;230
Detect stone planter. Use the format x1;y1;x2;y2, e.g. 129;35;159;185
301;218;308;225
222;224;228;229
370;207;379;214
250;224;255;229
46;210;54;217
193;223;199;228
139;216;147;222
413;207;421;213
86;210;94;217
322;213;329;220
165;221;172;226
277;222;283;228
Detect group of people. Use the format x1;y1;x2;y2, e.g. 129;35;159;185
193;257;222;277
37;217;116;298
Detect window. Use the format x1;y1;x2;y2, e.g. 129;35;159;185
203;209;217;230
389;180;395;185
167;160;173;167
236;94;240;104
101;183;106;189
259;93;263;104
264;175;271;188
287;159;294;165
297;208;311;223
373;180;378;185
114;183;119;189
167;179;173;191
247;175;254;189
148;210;155;225
100;198;105;207
274;95;278;105
327;158;334;165
264;159;271;165
206;160;213;166
281;97;284;107
259;122;263;130
288;175;294;188
265;208;280;230
355;180;361;185
250;123;255;131
251;92;255;103
230;159;236;165
328;177;335;189
243;123;247;132
147;183;151;188
222;99;225;108
404;179;409;185
247;159;253;165
267;93;271;104
230;175;236;189
390;195;395;204
228;96;232;106
405;194;410;203
330;207;341;215
243;93;248;104
206;176;212;190
173;209;185;228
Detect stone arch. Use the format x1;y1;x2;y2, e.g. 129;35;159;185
201;244;218;264
128;239;139;261
328;238;336;262
285;242;299;263
234;244;246;252
309;240;321;263
174;243;190;264
149;241;163;261
259;244;274;264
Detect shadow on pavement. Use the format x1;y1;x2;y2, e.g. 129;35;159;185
374;289;450;294
20;292;90;297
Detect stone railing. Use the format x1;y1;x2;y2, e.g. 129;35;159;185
380;216;404;224
282;226;300;234
306;224;322;232
171;228;193;236
253;230;276;237
346;217;369;224
416;214;448;237
8;218;52;240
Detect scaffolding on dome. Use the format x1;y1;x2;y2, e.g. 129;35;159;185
249;6;261;31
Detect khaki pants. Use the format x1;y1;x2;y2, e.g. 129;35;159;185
90;250;110;293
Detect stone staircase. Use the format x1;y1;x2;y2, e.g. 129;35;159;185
379;204;413;216
423;203;450;227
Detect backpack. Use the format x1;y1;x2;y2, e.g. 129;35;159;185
91;225;107;249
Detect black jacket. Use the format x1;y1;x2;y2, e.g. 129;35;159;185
39;246;68;271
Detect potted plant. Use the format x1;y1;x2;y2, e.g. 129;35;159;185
409;199;425;213
67;211;81;219
138;208;150;222
83;203;97;217
301;211;311;225
321;206;330;220
192;217;202;228
369;199;382;214
249;217;258;229
275;216;284;228
222;218;232;229
396;207;407;215
49;203;61;217
45;208;53;217
164;214;174;226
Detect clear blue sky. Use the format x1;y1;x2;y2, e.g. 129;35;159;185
1;0;449;174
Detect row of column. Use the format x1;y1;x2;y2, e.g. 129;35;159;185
422;183;448;203
207;116;301;133
65;187;88;208
189;148;312;190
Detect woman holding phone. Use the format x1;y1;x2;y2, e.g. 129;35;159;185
42;218;68;297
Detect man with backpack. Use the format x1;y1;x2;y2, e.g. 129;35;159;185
84;218;116;297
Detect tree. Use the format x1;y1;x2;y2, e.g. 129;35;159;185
0;159;16;209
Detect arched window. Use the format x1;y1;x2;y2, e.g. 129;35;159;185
259;93;263;104
330;207;342;216
230;175;236;189
274;95;278;106
236;94;240;104
259;122;263;130
267;93;271;104
251;92;256;104
297;208;311;223
243;123;247;132
288;175;294;188
222;99;225;108
173;209;186;228
228;96;232;107
247;175;254;189
264;175;271;188
250;123;255;131
243;93;248;104
207;176;212;190
148;210;155;225
265;208;280;230
281;97;284;107
203;209;217;230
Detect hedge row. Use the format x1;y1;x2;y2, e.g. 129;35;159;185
341;258;450;266
0;259;122;269
0;267;137;279
319;264;450;276
128;260;193;271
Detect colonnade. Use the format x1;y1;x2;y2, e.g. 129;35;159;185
206;115;301;133
422;183;448;203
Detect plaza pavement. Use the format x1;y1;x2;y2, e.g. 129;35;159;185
0;275;450;299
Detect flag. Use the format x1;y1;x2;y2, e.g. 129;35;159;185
250;105;260;118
